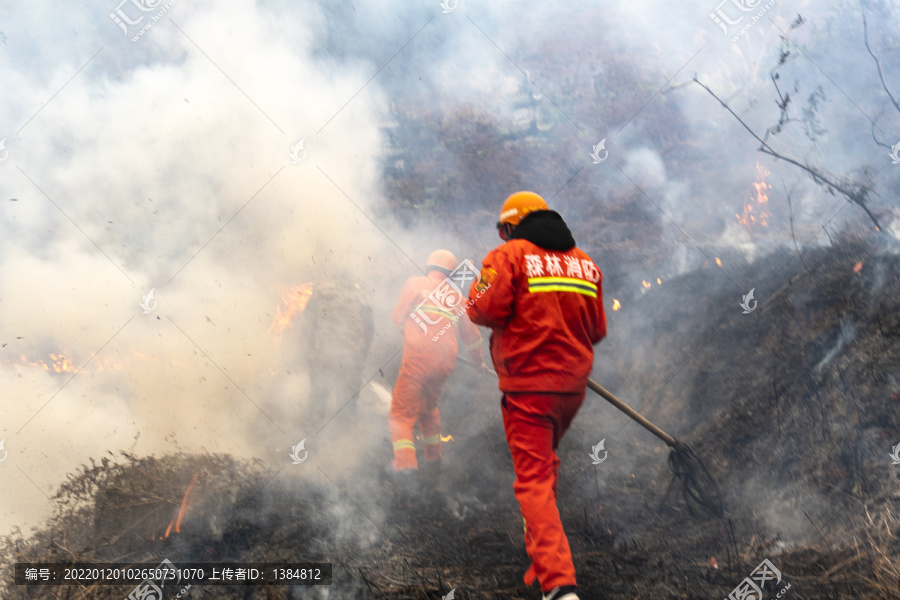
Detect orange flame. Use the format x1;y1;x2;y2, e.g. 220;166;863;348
641;280;652;290
162;473;198;539
8;351;75;373
5;348;175;375
656;278;661;285
715;257;722;267
269;282;315;334
611;299;621;311
736;162;771;229
440;434;454;442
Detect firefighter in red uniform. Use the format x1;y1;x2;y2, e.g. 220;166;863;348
390;249;486;499
467;192;606;600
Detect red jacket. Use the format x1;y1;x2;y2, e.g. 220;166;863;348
467;211;606;392
393;270;484;369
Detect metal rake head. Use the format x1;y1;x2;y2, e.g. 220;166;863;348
667;441;726;519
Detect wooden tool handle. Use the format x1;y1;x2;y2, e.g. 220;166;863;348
587;378;677;448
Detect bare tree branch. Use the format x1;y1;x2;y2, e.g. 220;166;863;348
870;107;893;151
862;9;900;118
693;76;883;231
783;179;811;274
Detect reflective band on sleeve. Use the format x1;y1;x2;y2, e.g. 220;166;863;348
423;434;441;446
393;439;416;452
465;339;482;350
527;276;598;298
419;304;459;322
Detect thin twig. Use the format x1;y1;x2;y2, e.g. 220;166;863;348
862;11;900;117
783;179;811;273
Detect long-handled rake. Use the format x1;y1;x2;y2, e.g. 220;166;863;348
457;356;725;518
586;378;725;519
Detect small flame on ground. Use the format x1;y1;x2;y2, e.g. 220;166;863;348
736;161;771;229
10;351;74;373
269;282;315;334
7;350;178;376
611;299;621;311
162;473;198;539
656;278;661;285
441;434;454;442
641;280;652;290
715;257;722;267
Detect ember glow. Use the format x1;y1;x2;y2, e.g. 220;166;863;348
715;257;722;267
642;280;652;290
269;282;315;334
441;434;454;442
736;162;772;229
612;299;622;311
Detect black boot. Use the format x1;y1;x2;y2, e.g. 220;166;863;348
393;469;419;506
419;460;442;501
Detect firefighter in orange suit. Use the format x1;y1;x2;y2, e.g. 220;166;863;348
467;192;606;600
390;249;486;498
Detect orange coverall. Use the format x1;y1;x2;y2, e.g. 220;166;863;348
467;211;606;592
390;270;484;473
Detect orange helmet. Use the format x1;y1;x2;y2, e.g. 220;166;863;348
426;249;457;272
497;191;549;227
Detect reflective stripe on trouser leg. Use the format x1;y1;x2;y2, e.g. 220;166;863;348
389;363;420;472
422;434;442;463
417;372;446;464
391;439;416;472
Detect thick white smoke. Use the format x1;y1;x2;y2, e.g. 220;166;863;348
0;0;418;539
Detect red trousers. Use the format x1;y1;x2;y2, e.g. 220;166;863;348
502;390;585;592
389;356;453;472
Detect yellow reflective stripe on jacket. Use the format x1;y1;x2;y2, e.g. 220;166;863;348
527;276;597;298
423;434;441;446
393;439;416;452
465;339;482;351
419;304;459;321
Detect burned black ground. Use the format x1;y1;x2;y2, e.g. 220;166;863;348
2;238;899;599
